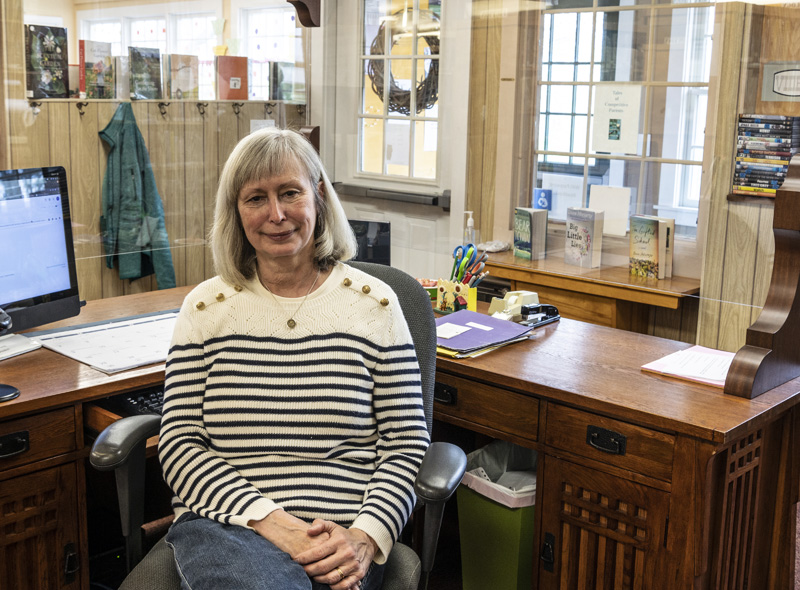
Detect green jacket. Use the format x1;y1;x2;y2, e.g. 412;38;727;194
99;103;176;288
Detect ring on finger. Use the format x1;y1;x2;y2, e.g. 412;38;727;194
336;567;345;582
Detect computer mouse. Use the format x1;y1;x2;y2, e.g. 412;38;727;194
0;308;11;335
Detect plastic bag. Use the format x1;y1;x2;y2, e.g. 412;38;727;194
462;440;537;508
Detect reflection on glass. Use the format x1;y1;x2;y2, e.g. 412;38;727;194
648;86;707;161
572;115;588;152
651;7;714;83
386;119;411;177
414;121;437;179
362;59;385;115
551;14;578;62
595;10;649;82
590;158;641;215
389;59;414;116
361;118;384;175
643;161;701;235
363;0;390;55
550;86;575;114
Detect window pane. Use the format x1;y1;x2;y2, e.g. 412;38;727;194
651;7;714;83
646;161;700;234
416;58;439;116
548;115;576;152
130;18;167;53
386;119;411;176
388;59;413;117
595;10;649;82
647;86;706;161
86;21;122;56
361;118;384;174
414;121;437;179
551;65;576;82
363;0;389;55
590;157;642;211
577;13;594;64
573;114;588;152
551;14;577;62
363;58;385;115
550;86;574;114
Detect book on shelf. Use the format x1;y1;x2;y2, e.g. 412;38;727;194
128;46;162;99
79;40;114;99
166;54;199;99
215;55;248;100
25;24;70;99
513;207;547;260
115;56;130;100
629;215;670;279
564;207;603;268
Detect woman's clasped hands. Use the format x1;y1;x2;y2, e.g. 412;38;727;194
295;519;378;590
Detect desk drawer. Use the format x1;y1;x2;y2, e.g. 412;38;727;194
434;374;539;442
0;407;77;471
545;404;674;482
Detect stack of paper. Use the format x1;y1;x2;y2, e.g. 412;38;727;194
641;345;735;388
435;310;532;358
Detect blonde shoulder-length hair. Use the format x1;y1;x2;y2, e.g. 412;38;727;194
210;127;357;286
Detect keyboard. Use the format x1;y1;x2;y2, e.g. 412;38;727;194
98;386;165;416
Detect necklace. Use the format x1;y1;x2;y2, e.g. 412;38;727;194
263;268;321;329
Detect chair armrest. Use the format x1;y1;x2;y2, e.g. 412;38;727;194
414;441;467;504
90;414;162;471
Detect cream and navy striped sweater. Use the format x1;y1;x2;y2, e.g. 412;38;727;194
158;263;430;563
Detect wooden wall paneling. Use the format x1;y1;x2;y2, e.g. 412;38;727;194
479;0;502;241
147;101;187;289
750;204;774;324
68;101;103;302
184;101;208;286
755;6;800;117
0;0;25;169
466;6;489;240
236;102;265;140
96;101;126;299
9;99;50;169
716;203;761;352
697;4;747;349
217;103;241;175
203;104;220;280
125;101;154;295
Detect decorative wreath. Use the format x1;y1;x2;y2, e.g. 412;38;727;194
366;9;440;116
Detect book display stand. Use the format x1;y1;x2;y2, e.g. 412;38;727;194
725;155;800;398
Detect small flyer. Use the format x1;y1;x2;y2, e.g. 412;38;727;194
592;85;642;155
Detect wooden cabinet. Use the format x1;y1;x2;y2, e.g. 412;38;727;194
536;456;670;590
0;408;86;590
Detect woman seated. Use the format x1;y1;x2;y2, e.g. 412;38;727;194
158;128;430;590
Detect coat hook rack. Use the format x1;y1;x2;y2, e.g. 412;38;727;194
76;102;88;116
264;102;276;117
158;102;170;117
196;102;209;116
296;104;306;117
29;101;42;116
232;102;243;116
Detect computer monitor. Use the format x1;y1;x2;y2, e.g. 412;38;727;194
0;166;80;334
349;219;391;266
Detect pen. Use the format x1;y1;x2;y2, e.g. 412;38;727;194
470;271;489;287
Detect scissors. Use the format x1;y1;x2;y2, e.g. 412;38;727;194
464;262;484;284
450;245;466;280
455;243;477;281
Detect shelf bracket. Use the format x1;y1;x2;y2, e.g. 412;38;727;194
286;0;320;27
725;156;800;398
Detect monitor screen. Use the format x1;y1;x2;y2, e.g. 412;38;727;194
0;166;80;333
349;220;390;266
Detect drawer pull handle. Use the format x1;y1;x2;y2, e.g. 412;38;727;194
586;425;627;456
540;532;556;572
0;430;30;459
434;382;457;405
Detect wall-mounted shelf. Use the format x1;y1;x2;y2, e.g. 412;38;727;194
727;193;776;204
333;182;451;210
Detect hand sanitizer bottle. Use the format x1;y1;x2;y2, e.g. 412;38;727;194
464;211;475;244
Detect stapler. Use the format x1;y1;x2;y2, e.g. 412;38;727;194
488;291;539;320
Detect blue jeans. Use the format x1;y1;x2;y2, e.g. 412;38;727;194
165;512;385;590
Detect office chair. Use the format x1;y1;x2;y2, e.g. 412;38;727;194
90;261;467;590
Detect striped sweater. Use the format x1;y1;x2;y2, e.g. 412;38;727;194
158;263;430;563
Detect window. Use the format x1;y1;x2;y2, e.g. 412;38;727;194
358;0;441;181
239;5;305;101
536;0;715;237
78;1;222;100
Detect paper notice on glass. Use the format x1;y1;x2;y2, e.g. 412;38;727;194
641;345;735;388
588;185;631;236
592;85;642;155
541;173;584;221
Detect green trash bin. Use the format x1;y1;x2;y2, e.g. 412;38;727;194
457;441;537;590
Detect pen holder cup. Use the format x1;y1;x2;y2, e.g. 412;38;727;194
436;279;477;313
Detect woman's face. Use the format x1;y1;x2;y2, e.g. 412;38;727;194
237;162;322;269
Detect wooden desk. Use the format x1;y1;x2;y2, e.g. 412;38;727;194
485;250;701;332
0;287;796;589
